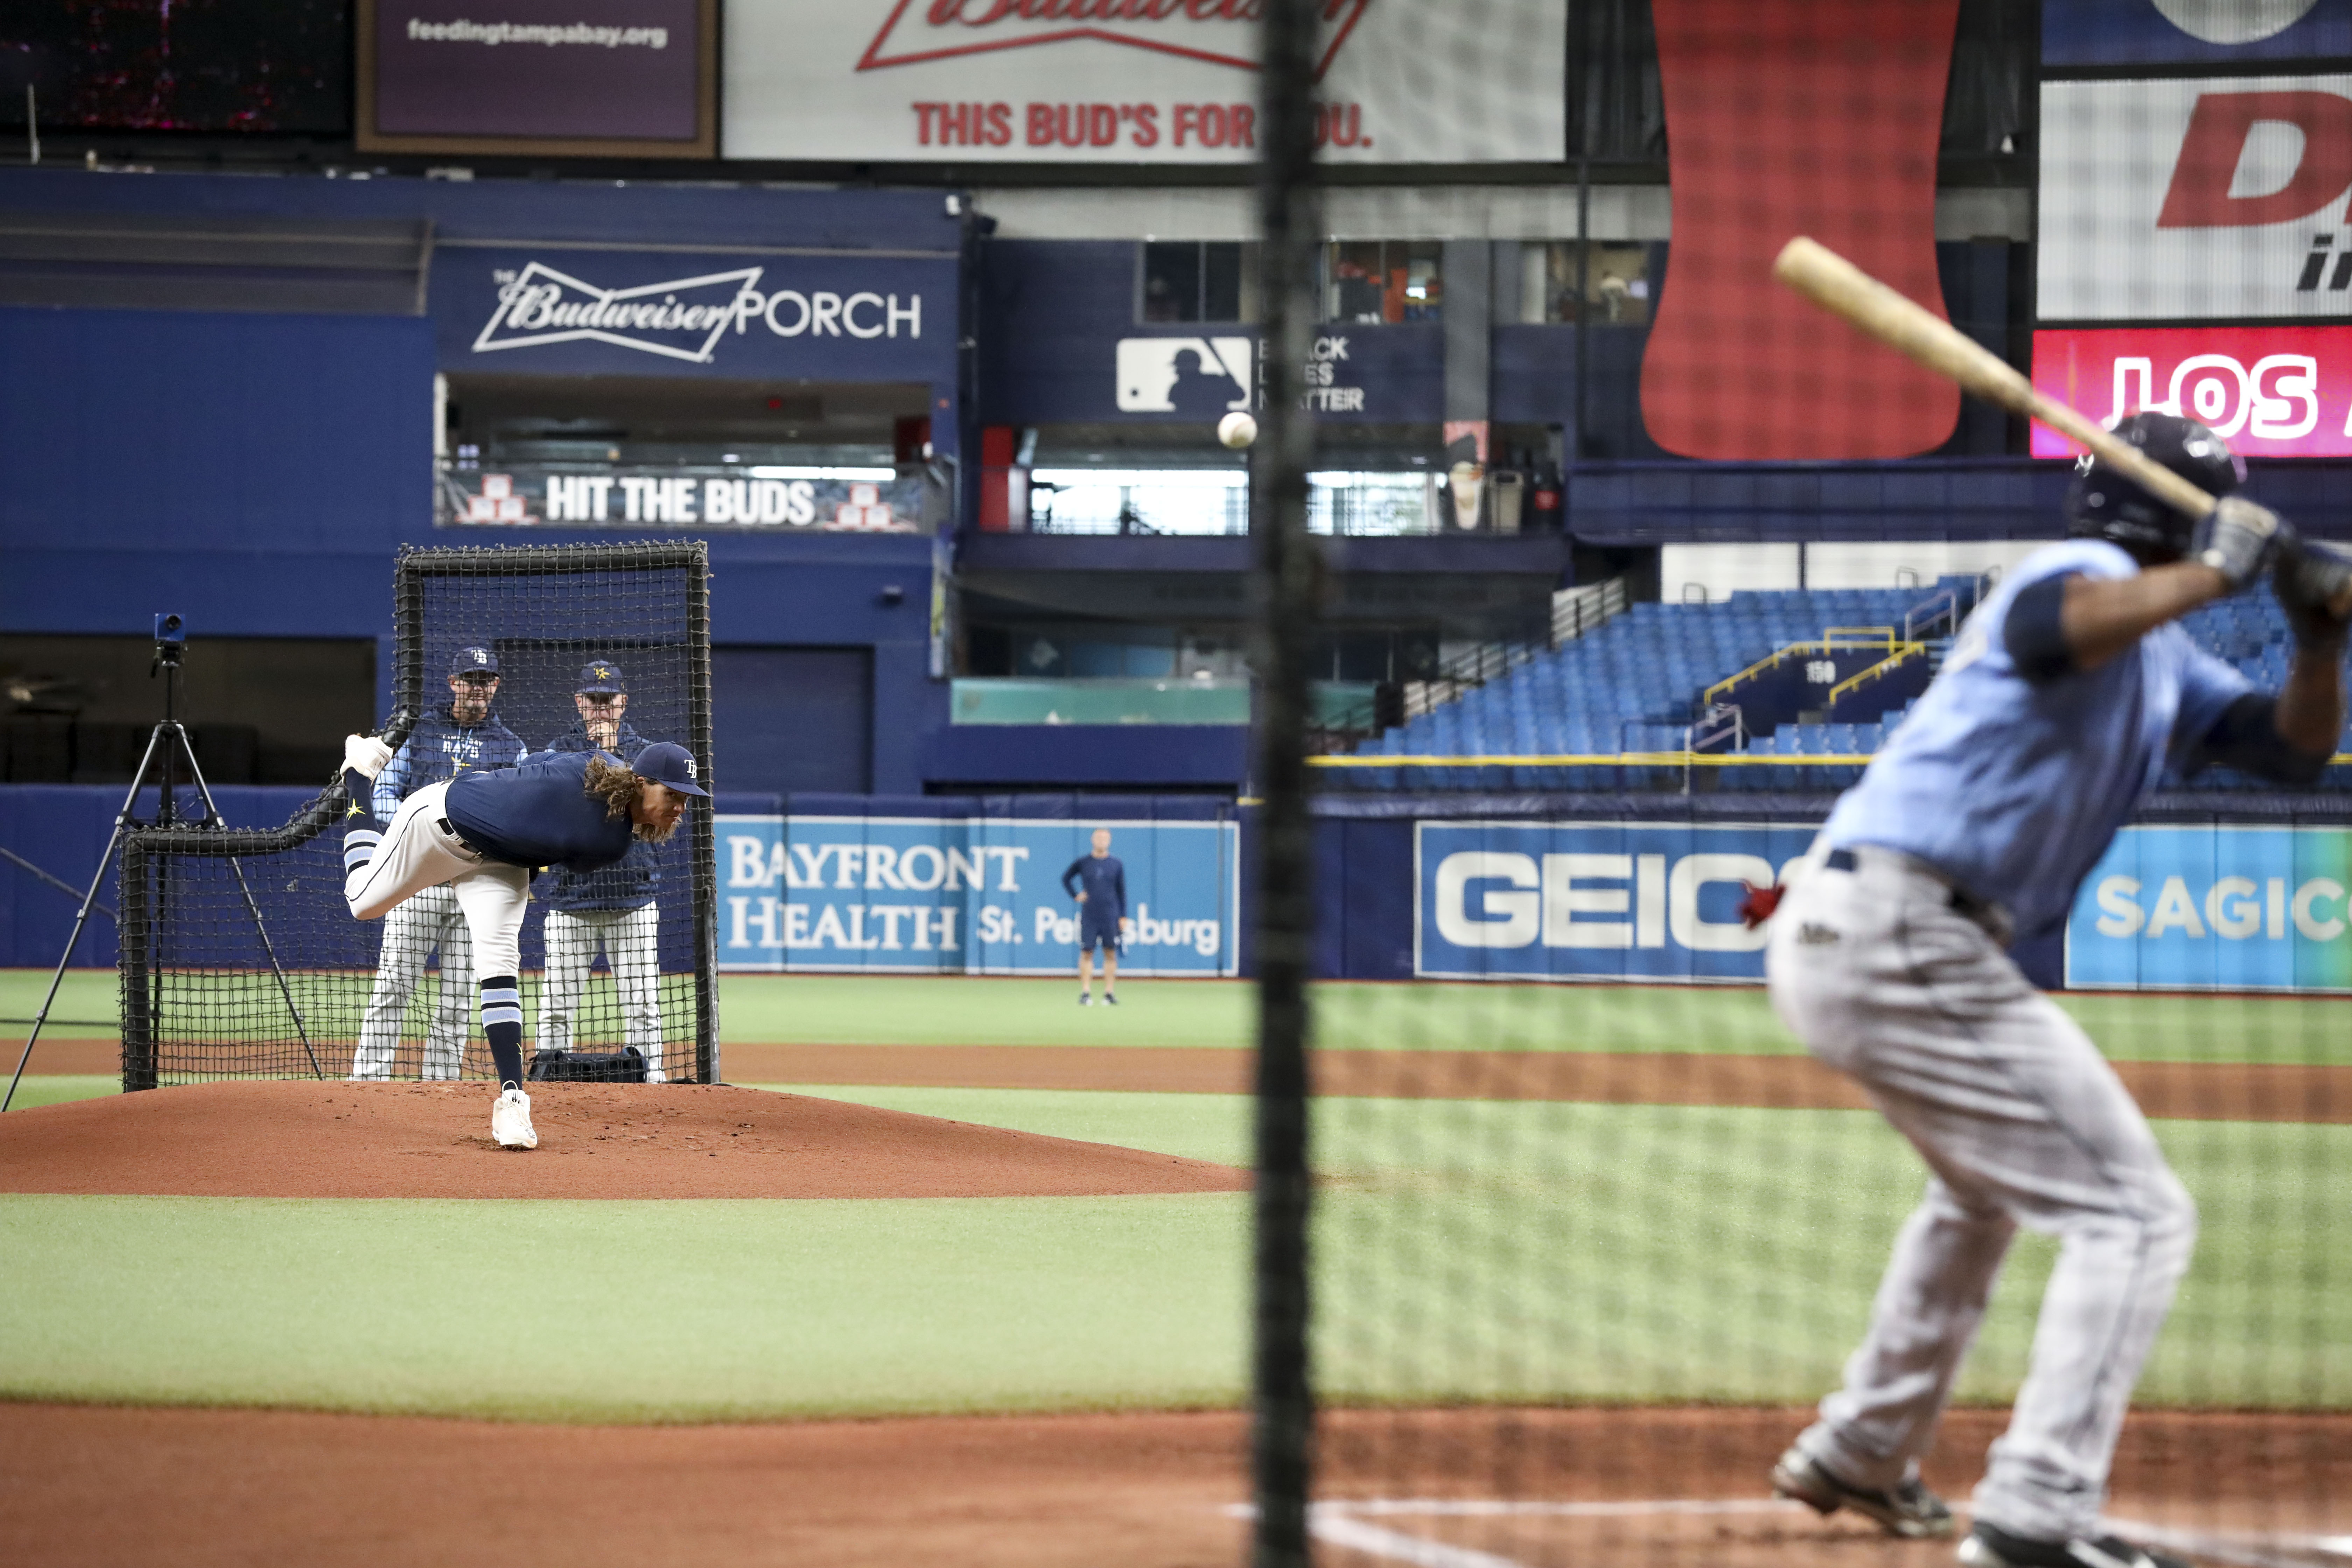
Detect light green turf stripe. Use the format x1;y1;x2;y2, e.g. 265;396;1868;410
9;969;2352;1063
0;1191;1251;1422
4;1090;2332;1420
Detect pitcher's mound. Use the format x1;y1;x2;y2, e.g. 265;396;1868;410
0;1081;1249;1200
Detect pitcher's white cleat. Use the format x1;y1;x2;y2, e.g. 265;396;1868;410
491;1087;538;1150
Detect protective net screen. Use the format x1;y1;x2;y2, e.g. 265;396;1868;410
119;542;716;1089
1247;2;2352;1566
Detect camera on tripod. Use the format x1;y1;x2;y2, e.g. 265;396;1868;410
153;613;185;672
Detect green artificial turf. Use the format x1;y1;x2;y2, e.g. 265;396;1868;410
4;1087;2337;1420
6;968;2348;1063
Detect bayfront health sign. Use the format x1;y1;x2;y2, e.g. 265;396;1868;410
718;814;1240;974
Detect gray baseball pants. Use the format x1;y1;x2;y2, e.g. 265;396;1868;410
1765;844;2197;1542
539;903;665;1079
352;884;471;1080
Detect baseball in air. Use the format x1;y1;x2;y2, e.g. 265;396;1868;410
1218;411;1259;450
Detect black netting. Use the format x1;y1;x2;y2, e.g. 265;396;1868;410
118;542;716;1089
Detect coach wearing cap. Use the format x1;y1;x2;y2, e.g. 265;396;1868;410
533;660;667;1079
351;646;527;1081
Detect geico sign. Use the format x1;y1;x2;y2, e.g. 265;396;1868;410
1432;850;1799;953
2091;874;2352;941
2030;326;2352;456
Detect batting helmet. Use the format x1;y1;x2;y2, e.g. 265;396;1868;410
2064;412;2246;561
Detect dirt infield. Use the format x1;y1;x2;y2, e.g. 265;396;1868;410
715;1044;2351;1123
19;1040;2347;1121
0;1403;2340;1568
0;1080;1248;1200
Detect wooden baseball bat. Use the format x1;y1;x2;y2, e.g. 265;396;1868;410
1773;234;2352;618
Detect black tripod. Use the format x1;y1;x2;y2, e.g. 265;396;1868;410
5;618;320;1111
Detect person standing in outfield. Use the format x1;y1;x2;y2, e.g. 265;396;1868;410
1759;414;2346;1568
351;647;527;1081
338;734;708;1149
1062;828;1125;1006
534;660;666;1079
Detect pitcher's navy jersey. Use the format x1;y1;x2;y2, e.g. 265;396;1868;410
534;720;658;913
443;751;637;874
1061;854;1127;920
373;706;528;818
1822;539;2248;936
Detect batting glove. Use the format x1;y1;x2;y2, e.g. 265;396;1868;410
2191;497;2291;593
343;733;394;780
2274;541;2352;654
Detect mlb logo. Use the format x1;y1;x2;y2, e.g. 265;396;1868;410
1115;337;1253;413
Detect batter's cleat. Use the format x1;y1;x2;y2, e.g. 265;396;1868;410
491;1087;538;1150
1958;1524;2190;1568
1772;1446;1954;1540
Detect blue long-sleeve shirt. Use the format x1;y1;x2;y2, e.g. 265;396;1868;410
372;706;528;819
532;720;659;913
443;751;637;874
1061;854;1126;919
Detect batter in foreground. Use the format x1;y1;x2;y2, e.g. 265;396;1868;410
335;738;708;1149
1762;413;2347;1568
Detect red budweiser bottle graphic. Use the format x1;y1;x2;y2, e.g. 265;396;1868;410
1641;0;1960;459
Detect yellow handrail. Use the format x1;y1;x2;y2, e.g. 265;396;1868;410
1825;642;1927;706
1701;626;1902;706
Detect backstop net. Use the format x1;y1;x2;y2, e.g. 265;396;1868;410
1249;2;2351;1566
118;542;718;1089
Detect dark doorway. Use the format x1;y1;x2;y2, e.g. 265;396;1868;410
713;647;874;795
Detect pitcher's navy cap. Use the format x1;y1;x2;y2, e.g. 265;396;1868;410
576;659;627;694
632;741;707;797
449;646;500;679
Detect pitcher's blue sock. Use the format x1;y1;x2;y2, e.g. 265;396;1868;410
480;976;524;1089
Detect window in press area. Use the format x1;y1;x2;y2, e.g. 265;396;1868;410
1326;241;1444;324
1521;241;1653;325
1139;241;1256;323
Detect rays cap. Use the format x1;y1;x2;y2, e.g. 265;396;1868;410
576;659;628;695
631;741;708;797
448;646;501;680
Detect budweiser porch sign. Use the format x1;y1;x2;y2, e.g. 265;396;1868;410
724;0;1565;164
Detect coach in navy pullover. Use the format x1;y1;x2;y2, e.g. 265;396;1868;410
1061;844;1127;925
372;666;528;818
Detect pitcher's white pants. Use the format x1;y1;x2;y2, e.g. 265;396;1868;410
538;903;664;1080
1765;845;2197;1543
346;781;532;986
352;884;471;1080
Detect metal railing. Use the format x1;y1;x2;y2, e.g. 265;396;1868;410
1701;625;1903;708
1825;643;1929;708
1308;575;1632;750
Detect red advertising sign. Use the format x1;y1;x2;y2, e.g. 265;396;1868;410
2031;326;2352;458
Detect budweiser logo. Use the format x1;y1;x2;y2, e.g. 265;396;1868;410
856;0;1369;78
476;261;763;363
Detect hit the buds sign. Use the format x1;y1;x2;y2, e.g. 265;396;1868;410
724;0;1564;164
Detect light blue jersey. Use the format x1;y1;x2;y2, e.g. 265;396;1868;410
1822;539;2249;937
